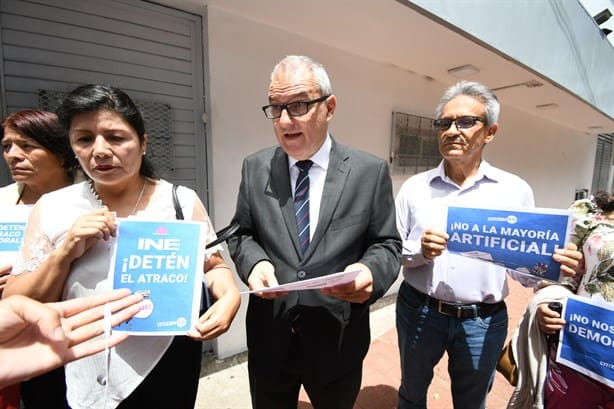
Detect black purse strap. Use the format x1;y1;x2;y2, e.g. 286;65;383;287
205;222;240;249
172;184;184;220
171;184;238;249
173;184;211;310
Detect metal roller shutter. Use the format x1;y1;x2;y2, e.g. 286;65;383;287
0;0;208;205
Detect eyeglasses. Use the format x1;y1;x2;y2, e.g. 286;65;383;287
432;116;484;130
262;95;330;119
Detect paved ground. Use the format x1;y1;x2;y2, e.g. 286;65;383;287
195;278;534;409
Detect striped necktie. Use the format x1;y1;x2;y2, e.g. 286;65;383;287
294;160;313;254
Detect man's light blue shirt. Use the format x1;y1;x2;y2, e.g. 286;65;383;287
395;160;535;303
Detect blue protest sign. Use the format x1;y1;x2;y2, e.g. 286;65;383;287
446;206;571;282
0;205;32;266
557;294;614;389
109;219;205;335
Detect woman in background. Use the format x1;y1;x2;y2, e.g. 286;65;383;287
508;191;614;408
0;110;79;409
0;110;77;205
4;84;241;409
0;109;79;297
537;191;614;408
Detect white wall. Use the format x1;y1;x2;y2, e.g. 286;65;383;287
204;7;596;358
488;105;597;208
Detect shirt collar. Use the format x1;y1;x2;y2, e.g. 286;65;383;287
429;159;499;186
288;133;331;171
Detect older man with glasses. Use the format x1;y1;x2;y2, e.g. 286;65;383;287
228;55;401;409
394;80;582;409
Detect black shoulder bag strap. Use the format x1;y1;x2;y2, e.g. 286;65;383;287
172;184;239;248
172;184;212;311
172;183;184;220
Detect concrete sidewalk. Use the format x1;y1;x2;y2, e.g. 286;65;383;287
195;279;533;409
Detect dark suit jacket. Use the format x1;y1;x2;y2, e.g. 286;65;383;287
228;139;401;382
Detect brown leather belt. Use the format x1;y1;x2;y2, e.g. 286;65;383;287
405;283;505;319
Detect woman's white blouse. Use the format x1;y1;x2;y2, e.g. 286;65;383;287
14;180;219;409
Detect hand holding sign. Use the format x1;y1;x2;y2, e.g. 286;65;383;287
552;242;583;279
421;229;449;260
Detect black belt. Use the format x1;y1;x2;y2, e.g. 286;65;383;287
405;283;505;319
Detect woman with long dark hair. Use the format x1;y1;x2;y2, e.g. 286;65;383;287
4;85;240;409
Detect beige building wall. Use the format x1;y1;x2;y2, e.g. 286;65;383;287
204;6;596;358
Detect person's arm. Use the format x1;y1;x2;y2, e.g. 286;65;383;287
3;205;116;302
187;198;240;341
0;289;142;388
324;160;402;304
0;265;11;298
395;179;434;268
227;160;275;285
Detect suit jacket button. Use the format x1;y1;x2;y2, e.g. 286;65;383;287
297;270;306;279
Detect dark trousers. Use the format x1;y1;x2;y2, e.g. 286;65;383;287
396;282;508;409
117;336;202;409
21;367;69;409
249;347;362;409
249;307;363;409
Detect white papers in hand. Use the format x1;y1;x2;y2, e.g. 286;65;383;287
242;269;361;294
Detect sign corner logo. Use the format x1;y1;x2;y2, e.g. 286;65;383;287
154;225;169;236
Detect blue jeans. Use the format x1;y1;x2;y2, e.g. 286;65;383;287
396;282;508;409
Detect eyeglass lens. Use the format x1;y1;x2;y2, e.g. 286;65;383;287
270;101;309;118
263;95;329;119
433;116;482;130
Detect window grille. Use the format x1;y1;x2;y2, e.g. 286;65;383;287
38;89;175;179
390;112;441;175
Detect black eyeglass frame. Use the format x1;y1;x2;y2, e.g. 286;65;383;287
432;115;485;130
262;95;330;119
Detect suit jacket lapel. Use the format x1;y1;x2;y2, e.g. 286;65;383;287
269;147;302;255
307;139;349;256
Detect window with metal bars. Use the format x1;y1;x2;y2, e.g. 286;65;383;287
390;111;441;175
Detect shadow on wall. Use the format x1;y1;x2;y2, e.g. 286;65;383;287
298;384;398;409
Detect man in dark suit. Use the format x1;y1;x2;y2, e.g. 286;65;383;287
228;55;401;409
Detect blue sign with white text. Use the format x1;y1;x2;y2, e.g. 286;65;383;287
557;295;614;389
0;222;25;251
110;219;204;335
446;206;571;282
